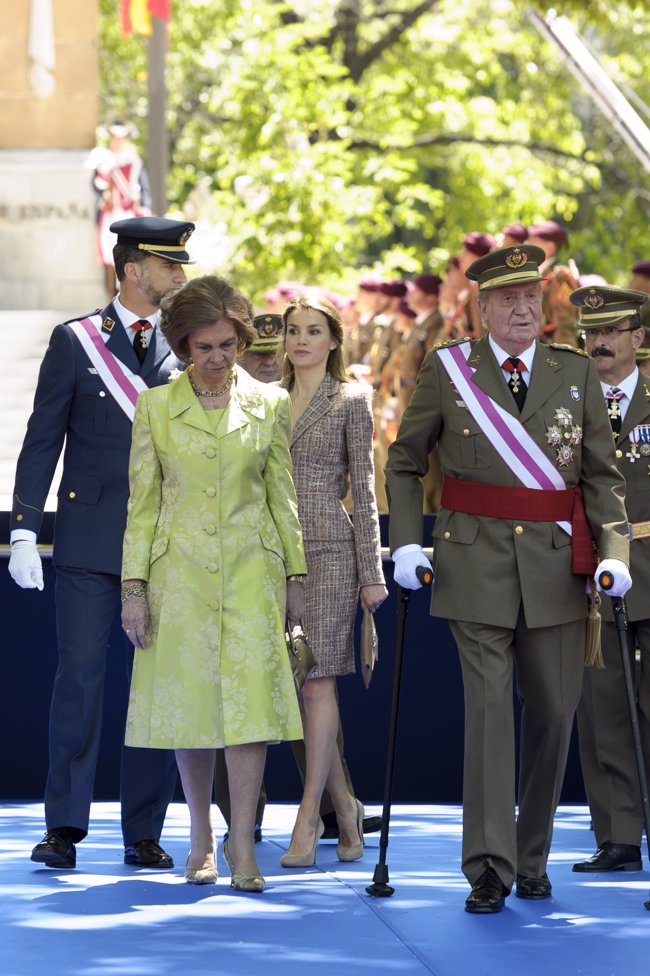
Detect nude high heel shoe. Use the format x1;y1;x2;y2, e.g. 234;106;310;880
223;838;265;892
184;847;218;885
337;799;365;862
280;818;325;868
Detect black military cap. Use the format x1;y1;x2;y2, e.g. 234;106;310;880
251;313;284;351
570;285;648;329
465;244;546;291
109;216;195;263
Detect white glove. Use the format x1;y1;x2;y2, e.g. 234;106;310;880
393;543;433;590
9;539;44;590
594;557;632;598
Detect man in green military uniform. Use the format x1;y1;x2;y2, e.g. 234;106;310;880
570;285;650;874
385;244;631;913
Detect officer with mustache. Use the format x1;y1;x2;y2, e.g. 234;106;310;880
571;285;650;873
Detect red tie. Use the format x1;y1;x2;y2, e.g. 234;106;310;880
131;319;152;365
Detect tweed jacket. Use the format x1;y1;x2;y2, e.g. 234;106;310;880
11;302;183;575
604;372;650;622
386;336;629;629
289;374;384;587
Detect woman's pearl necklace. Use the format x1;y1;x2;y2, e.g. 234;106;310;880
189;366;233;398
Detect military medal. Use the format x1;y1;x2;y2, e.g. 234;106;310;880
626;444;640;463
629;425;650;459
547;408;581;467
570;385;580;401
510;365;522;394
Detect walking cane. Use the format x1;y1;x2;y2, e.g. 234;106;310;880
599;570;650;911
367;564;433;898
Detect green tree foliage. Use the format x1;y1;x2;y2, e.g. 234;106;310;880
99;0;650;299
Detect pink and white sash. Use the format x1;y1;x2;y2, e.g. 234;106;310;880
437;342;571;535
69;315;147;423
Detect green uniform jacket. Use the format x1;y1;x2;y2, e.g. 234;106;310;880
386;337;629;630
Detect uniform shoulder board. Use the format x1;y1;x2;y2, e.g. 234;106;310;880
62;309;101;326
432;336;473;351
549;342;588;357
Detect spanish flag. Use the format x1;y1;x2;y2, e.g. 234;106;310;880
121;0;171;36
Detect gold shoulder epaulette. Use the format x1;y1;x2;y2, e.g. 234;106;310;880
549;342;588;356
432;336;473;351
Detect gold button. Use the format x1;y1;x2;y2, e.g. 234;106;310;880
205;487;216;498
16;514;23;521
444;531;451;539
99;390;106;398
463;428;470;437
616;450;623;459
515;525;524;535
69;491;76;499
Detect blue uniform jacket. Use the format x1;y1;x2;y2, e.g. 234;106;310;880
11;302;183;575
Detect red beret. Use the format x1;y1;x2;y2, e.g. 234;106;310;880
379;279;408;298
398;299;417;318
632;261;650;278
527;220;568;246
463;232;496;256
412;273;442;295
358;275;382;292
502;223;528;243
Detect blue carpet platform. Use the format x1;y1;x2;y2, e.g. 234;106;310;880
2;802;649;976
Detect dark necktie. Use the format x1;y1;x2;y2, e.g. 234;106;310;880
131;319;152;365
502;357;527;412
606;387;623;439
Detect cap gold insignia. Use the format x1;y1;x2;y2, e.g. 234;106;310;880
102;317;115;333
505;248;526;269
585;289;605;309
179;230;192;246
262;317;276;336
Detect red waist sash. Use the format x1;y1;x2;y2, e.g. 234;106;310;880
440;475;596;575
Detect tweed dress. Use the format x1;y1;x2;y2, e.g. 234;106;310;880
289;374;385;677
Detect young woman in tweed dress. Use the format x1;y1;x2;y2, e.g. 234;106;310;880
279;294;388;868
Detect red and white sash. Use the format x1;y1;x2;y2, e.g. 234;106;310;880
437;342;571;535
69;315;148;423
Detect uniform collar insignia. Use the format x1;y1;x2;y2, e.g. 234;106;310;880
102;317;115;333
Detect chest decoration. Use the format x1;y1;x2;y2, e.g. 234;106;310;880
546;407;582;467
570;385;580;401
628;425;650;461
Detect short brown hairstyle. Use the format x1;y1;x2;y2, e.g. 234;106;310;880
281;293;348;389
160;275;256;361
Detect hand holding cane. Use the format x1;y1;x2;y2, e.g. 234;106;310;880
367;564;433;898
599;568;650;911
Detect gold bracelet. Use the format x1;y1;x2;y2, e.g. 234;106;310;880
121;583;147;602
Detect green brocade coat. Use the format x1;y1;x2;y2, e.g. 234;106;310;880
386;337;629;630
122;366;306;749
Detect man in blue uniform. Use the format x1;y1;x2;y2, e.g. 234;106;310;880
8;217;194;869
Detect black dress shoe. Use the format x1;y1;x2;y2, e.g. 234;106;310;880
31;829;76;869
572;843;642;873
516;873;552;899
124;839;174;869
465;867;508;914
321;812;383;840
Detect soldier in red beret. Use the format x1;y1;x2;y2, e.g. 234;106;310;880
527;220;579;346
629;261;650;297
501;223;528;247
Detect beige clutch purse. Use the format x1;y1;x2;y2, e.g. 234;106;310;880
360;608;379;689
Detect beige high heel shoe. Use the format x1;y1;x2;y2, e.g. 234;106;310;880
280;818;325;868
337;799;365;862
184;847;218;885
223;838;265;892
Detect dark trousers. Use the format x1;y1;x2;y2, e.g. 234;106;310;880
46;567;177;844
578;618;650;848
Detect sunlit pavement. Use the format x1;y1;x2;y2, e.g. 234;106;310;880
1;803;649;976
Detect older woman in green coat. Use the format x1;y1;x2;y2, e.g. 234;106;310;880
121;276;306;892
